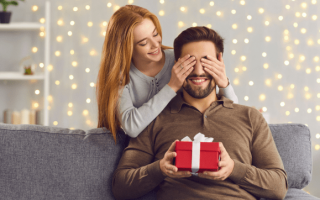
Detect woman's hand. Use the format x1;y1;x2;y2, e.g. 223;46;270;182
201;52;229;88
168;54;196;92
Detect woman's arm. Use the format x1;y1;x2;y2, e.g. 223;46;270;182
218;78;239;103
119;84;176;138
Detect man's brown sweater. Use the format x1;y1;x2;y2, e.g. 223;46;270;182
112;92;288;200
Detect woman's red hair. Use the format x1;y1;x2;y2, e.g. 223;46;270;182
96;5;172;142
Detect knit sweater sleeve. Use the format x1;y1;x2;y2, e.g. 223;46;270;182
218;79;239;104
119;84;176;138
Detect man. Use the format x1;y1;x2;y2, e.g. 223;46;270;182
112;26;288;200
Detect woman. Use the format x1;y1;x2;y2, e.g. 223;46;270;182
96;5;238;141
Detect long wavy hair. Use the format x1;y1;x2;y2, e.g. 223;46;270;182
96;5;172;142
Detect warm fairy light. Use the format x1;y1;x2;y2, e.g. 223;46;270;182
192;23;197;27
262;52;267;57
102;21;108;26
244;38;249;43
265;36;271;42
90;50;97;56
263;63;269;69
90;82;95;87
68;31;72;36
265;79;271;86
240;0;245;5
249;81;254;86
39;63;44;68
68;103;73;108
206;24;212;28
247;15;252;20
57;19;63;26
82;37;89;43
87;22;93;27
103;31;106;36
316;66;320;71
300;55;305;61
232;24;238;29
83;110;89;116
235;68;239;72
72;61;78;67
289;53;294;58
259;94;266;101
312;0;317;4
85;68;90;73
288;93;294;99
72;84;77;89
277;74;283;79
55;51;61;56
296;12;301;17
107;3;112;7
314;56;319;62
285;5;290;9
305;86;309;91
244;96;249;101
301;2;307;8
86;98;91;103
286;111;290;116
55;80;60;85
114;5;120;11
200;9;205;14
73;7;78;11
286;46;291;51
233;79;239;85
32;5;38;11
318;93;320;98
316;105;320;111
231;10;236;14
216;11;222;16
280;102;285;107
231;50;236;55
317;78;320;83
180;7;186;12
302;13;307;17
262;107;267;112
32;47;38;53
67;111;73;116
258;8;264;13
265;21;269;26
278;85;283;91
40;32;45;37
70;50;74;55
293;23;298;28
307;108;312;113
210;1;214;6
159;10;165;16
312;15;318;20
316;134;320;139
316;145;320;150
128;0;134;4
247;27;253;32
70;21;75;25
296;65;301;70
35;90;40;95
53;121;58;126
40;18;45;24
160;0;165;4
295;108;299;112
58;6;63;10
317;116;320;121
294;39;300;45
301;28;307;34
47;64;53;71
284;36;289;41
233;39;237;44
86;5;90;10
278;16;283;20
69;75;74;80
308;39;314;46
241;56;246;61
284;60;289;65
242;66;247;71
56;36;62;42
284;29;289;34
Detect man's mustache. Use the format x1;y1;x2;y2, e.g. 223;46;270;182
186;74;213;80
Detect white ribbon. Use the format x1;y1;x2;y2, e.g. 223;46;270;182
181;133;214;174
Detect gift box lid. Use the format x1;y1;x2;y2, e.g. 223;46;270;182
176;141;220;153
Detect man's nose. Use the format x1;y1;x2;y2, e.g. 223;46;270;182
192;59;205;75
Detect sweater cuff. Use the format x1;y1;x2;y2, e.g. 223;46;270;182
163;84;178;96
228;159;248;184
147;160;167;183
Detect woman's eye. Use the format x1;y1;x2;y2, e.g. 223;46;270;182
140;43;147;46
154;33;159;37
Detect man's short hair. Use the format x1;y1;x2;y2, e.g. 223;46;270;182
173;26;224;61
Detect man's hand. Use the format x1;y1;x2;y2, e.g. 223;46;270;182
160;140;192;178
201;52;229;88
198;142;234;180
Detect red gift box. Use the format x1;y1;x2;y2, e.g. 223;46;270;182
175;141;221;173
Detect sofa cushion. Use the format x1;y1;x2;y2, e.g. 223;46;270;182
261;188;320;200
269;124;312;189
0;123;127;200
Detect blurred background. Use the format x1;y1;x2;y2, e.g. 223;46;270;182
0;0;319;197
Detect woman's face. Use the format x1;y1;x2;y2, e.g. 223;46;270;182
132;18;163;64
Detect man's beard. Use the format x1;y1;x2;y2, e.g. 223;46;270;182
183;75;216;99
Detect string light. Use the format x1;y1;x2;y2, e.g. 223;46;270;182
244;96;249;101
278;16;283;20
247;15;252;20
85;5;90;10
244;38;249;43
107;3;112;7
32;5;38;12
32;47;38;53
240;0;245;5
199;9;205;14
57;6;62;10
73;7;78;11
263;63;269;69
180;7;186;12
232;24;238;29
159;10;165;16
258;8;264;13
262;52;267;57
210;1;214;6
231;10;236;14
247;27;253;32
160;0;164;4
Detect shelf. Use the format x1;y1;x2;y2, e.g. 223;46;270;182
0;71;44;80
0;22;44;30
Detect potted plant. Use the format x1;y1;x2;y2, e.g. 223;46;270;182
0;0;24;24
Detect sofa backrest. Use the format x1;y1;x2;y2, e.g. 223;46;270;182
0;123;313;200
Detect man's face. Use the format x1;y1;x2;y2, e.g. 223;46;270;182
180;41;217;99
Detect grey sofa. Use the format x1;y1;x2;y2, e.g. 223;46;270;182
0;123;319;200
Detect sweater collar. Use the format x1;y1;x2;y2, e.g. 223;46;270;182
170;91;234;113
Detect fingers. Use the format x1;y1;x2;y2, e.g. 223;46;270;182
178;56;196;71
176;54;191;69
167;140;178;153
